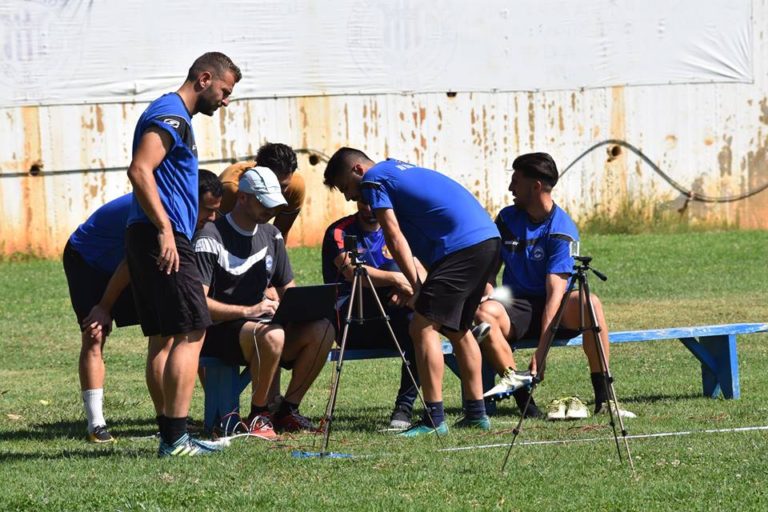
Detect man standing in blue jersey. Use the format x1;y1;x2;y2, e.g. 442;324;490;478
324;148;500;436
474;153;635;420
126;51;241;457
321;200;425;430
64;170;223;443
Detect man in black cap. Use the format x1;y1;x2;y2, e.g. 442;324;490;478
474;152;635;421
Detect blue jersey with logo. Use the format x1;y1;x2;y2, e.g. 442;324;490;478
496;204;579;298
360;159;499;266
68;194;131;274
127;93;199;240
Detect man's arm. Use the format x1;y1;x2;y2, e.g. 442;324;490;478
126;127;177;274
375;208;420;295
332;252;412;294
530;273;569;376
273;211;299;240
202;285;279;322
81;258;131;339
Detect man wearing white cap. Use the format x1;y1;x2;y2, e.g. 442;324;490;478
193;167;334;438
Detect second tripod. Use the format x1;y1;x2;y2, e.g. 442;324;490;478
501;255;636;475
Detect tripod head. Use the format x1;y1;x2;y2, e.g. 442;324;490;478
344;235;364;266
573;255;607;282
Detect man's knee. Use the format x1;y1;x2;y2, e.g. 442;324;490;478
259;327;285;357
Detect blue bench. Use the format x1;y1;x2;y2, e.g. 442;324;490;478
200;322;767;431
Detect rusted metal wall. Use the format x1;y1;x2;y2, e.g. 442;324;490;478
2;4;767;257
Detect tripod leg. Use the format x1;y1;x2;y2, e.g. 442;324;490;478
501;274;578;472
320;272;360;455
580;277;636;475
361;273;443;438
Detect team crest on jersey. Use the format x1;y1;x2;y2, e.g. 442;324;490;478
382;244;392;259
531;245;545;262
265;255;273;271
163;118;180;129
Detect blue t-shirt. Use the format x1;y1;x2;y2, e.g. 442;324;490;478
360;159;499;266
68;194;131;274
321;213;398;296
496;204;579;298
127;93;199;240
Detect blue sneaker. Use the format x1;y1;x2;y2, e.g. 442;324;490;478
158;433;224;457
397;420;448;438
454;415;491;431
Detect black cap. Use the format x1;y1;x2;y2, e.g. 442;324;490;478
511;152;559;187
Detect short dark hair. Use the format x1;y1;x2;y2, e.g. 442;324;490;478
186;52;242;83
255;143;298;178
199;168;223;198
323;147;373;189
512;152;559;188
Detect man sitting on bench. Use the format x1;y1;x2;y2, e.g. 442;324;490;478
474;152;635;420
322;200;426;430
193;166;334;438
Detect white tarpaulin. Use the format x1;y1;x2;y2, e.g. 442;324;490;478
0;0;752;107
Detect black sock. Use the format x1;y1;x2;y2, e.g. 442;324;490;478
463;399;486;420
157;415;167;439
422;401;445;427
248;403;270;422
164;416;187;445
591;372;610;410
277;400;299;417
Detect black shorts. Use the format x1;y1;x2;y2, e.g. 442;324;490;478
334;291;413;351
503;296;581;342
125;223;211;337
62;241;139;330
415;238;500;332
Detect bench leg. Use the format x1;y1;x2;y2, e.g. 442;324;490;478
443;354;497;416
679;334;740;399
203;364;251;432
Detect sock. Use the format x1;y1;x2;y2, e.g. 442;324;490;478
157;415;167;439
591;372;610;410
422;401;445;427
82;388;106;433
277;399;299;417
463;399;486;420
164;416;187;445
248;403;270;422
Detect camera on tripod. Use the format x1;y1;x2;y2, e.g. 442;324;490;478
344;234;363;264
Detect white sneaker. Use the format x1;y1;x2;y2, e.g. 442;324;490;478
596;400;637;419
471;322;491;344
564;397;589;419
546;399;568;421
483;369;533;397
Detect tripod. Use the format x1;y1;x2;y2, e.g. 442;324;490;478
319;244;432;455
501;256;635;475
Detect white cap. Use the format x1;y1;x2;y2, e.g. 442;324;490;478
238;166;287;208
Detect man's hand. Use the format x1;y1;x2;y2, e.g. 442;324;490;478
243;298;279;318
156;227;179;274
405;280;422;310
82;304;113;340
391;272;414;297
529;349;545;380
263;286;279;301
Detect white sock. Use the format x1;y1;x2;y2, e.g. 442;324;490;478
82;388;106;433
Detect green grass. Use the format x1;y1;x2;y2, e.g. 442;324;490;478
1;232;767;510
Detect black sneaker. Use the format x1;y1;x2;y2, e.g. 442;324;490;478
87;425;116;444
388;406;413;430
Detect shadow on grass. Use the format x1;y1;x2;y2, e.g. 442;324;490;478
0;446;150;463
0;417;158;442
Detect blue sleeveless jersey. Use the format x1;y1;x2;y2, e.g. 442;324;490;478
68;194;131;274
127;93;199;239
360;159;499;266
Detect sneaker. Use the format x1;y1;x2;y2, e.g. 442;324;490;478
389;406;413;430
454;415;491;431
564;397;589;419
87;425;115;444
483;369;533;398
471;322;491;344
274;409;318;433
595;400;637;419
397;420;449;438
247;414;278;441
157;433;224;457
546;399;568;421
518;401;544;419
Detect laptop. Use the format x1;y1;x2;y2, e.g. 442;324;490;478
247;283;338;325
